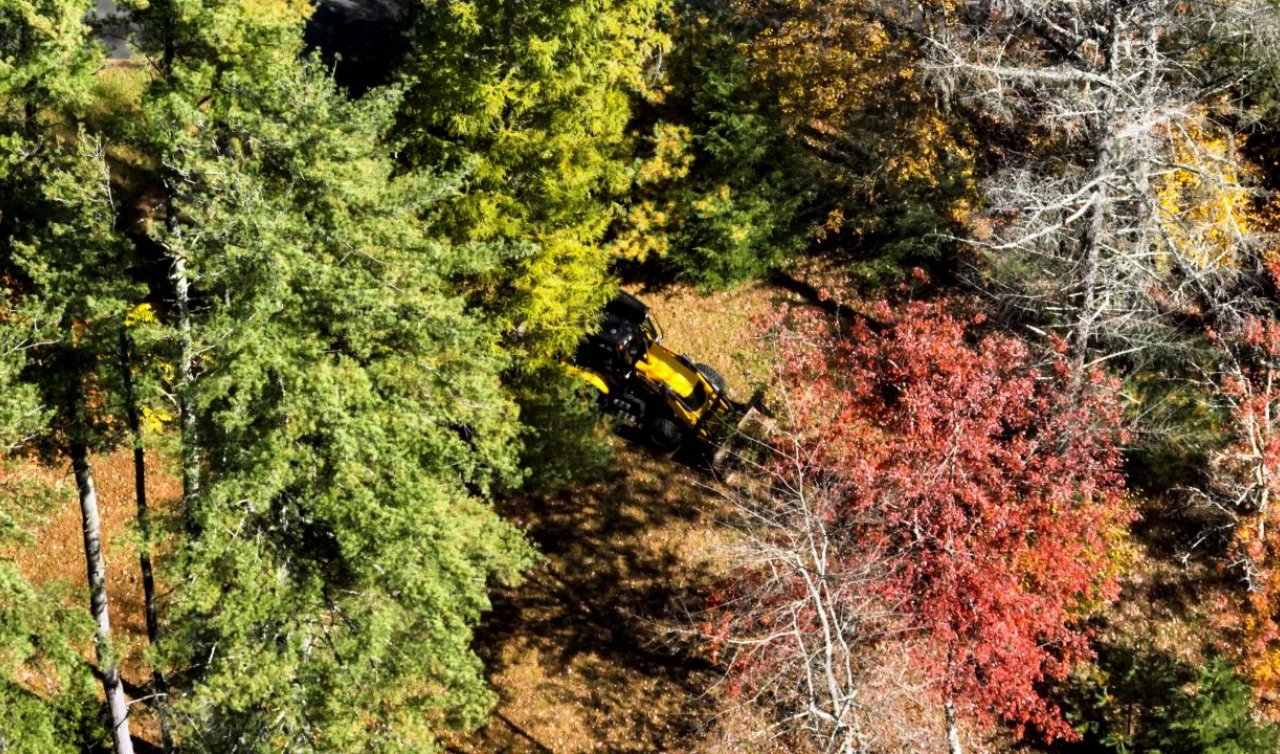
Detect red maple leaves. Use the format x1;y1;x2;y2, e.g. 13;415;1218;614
724;298;1130;744
1210;315;1280;701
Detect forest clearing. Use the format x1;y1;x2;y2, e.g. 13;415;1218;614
6;276;1248;753
9;0;1280;752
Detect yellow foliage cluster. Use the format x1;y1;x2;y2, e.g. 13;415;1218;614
518;235;611;358
634;123;692;186
140;405;172;435
744;0;945;124
610;123;691;261
123;302;157;327
1154;115;1256;273
691;184;732;216
742;0;973;236
612;200;672;260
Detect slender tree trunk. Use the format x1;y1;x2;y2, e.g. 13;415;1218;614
162;6;196;518
1072;154;1110;376
172;252;199;521
118;332;173;753
944;697;962;754
71;442;136;754
1070;3;1121;385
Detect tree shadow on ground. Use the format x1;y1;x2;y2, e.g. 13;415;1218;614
451;444;724;754
1102;494;1237;649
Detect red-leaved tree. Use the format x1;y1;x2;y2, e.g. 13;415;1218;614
711;299;1130;753
1203;315;1280;709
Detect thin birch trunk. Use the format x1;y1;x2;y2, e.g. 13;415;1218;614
163;13;197;519
172;252;199;522
71;442;135;754
944;697;962;754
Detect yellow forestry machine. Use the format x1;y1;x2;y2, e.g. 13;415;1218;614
568;291;759;453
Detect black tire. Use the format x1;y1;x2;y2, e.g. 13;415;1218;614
648;416;684;452
696;362;728;396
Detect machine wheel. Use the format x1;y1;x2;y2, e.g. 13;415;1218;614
696;363;728;396
648;416;684;452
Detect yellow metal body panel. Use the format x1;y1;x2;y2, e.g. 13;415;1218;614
565;364;610;395
635;344;700;399
636;344;720;433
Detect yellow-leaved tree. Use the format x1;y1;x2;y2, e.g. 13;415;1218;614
744;0;976;279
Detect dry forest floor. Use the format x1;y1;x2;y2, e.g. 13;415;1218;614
6;272;1219;753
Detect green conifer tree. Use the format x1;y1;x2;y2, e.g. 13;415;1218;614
120;0;537;748
1060;649;1279;754
1;1;143;749
614;5;816;287
397;0;669;361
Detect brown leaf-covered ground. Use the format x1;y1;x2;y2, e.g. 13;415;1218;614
10;450;178;661
5;448;178;749
6;276;1220;753
448;445;724;753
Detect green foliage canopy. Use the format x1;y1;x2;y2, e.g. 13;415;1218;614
115;1;538;748
397;0;669;360
614;8;815;287
1059;649;1279;754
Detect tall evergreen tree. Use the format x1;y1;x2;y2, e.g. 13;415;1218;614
397;0;669;361
120;0;537;748
6;115;138;754
1;1;143;749
392;0;671;489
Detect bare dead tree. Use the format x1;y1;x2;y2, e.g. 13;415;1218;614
700;387;933;754
1183;320;1280;581
925;0;1280;372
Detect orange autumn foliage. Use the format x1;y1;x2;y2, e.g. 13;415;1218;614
743;0;975;238
1215;317;1280;711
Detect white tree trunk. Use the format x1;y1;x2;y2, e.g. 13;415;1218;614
172;252;200;518
944;698;962;754
1070;4;1120;382
71;443;135;754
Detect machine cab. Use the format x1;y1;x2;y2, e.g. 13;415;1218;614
573;292;661;380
